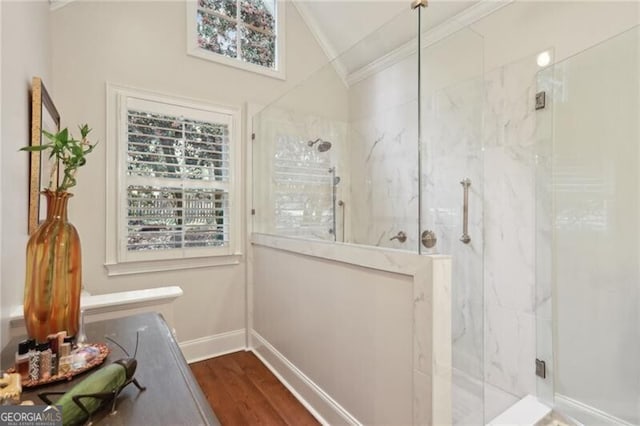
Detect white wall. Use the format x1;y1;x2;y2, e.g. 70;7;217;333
0;0;340;353
0;1;52;349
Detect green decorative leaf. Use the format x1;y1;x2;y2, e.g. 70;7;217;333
79;124;91;139
19;145;50;152
20;123;96;192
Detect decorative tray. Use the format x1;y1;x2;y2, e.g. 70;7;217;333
7;343;109;388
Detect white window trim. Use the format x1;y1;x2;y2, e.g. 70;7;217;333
105;83;243;276
186;0;286;80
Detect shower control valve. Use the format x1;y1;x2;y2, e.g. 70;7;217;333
421;230;437;249
390;231;407;243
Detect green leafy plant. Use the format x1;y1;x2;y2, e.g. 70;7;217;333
21;124;96;192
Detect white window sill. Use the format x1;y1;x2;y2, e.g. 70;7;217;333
104;254;241;276
187;48;285;80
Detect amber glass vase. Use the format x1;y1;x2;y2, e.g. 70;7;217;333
24;190;81;343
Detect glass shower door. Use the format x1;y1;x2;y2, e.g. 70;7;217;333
418;15;486;425
536;26;640;425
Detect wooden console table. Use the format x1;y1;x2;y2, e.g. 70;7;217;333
1;313;220;425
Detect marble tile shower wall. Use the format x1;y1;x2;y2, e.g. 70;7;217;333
349;100;419;250
347;52;544;415
347;54;420;251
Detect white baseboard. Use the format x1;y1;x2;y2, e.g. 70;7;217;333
180;329;246;363
555;393;634;426
250;330;360;426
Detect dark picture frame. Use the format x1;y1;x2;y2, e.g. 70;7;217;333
28;76;61;235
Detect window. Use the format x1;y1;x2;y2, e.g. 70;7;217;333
106;85;241;274
186;0;286;80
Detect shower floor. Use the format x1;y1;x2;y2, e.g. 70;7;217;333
452;368;520;425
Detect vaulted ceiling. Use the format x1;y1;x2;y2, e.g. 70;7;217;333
292;0;480;77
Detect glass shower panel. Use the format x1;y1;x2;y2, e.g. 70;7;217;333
535;61;555;407
252;62;348;241
346;8;419;250
418;20;485;425
536;26;640;425
253;7;420;251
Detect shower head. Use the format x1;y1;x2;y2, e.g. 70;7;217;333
308;138;332;152
317;141;332;152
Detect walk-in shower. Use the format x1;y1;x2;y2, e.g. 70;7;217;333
252;1;640;424
253;3;485;420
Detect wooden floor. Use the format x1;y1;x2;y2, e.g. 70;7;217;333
191;351;320;426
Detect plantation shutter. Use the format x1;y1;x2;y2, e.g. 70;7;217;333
124;97;232;254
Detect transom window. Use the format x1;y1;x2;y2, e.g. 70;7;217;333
187;0;285;79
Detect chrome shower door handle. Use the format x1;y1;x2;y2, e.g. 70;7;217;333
460;178;471;244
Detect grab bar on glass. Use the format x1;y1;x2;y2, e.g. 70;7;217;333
338;200;345;242
460;178;471;244
330;167;337;241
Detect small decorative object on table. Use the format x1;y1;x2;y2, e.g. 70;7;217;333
0;373;22;404
21;120;96;343
6;342;109;389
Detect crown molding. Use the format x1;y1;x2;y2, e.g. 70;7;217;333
291;0;350;87
347;0;514;86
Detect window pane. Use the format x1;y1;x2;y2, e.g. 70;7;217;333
198;0;236;18
127;185;229;251
128;111;182;179
127;110;230;182
197;10;237;58
127;186;182;251
241;26;275;68
184;120;230;181
184;190;229;248
240;0;275;33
